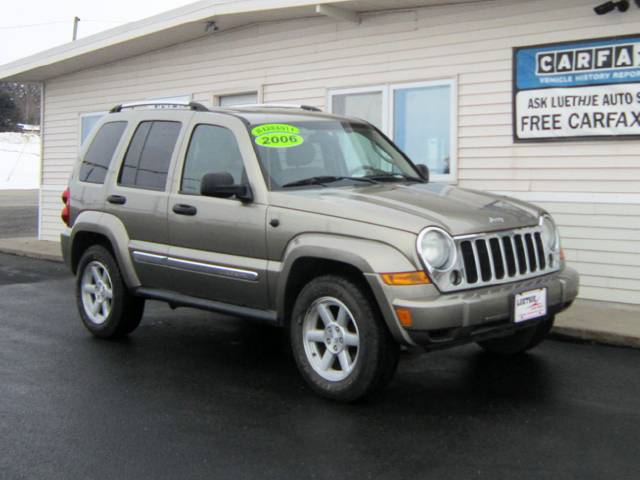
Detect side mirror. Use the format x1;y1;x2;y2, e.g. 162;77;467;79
415;164;429;182
201;172;253;202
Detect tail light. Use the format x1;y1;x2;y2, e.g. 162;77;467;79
61;187;70;226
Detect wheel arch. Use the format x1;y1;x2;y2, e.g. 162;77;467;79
275;233;417;343
69;211;140;288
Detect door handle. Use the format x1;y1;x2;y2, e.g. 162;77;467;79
172;204;197;216
107;195;126;205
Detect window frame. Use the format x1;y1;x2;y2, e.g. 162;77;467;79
213;89;261;107
389;79;458;184
117;120;183;192
327;79;458;183
327;85;388;133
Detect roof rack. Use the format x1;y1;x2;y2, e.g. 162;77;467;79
233;103;322;112
109;101;209;113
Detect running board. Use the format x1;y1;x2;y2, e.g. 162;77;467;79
134;287;279;325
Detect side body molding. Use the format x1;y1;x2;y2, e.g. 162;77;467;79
69;210;141;288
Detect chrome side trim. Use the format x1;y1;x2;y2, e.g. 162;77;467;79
132;251;259;282
132;251;167;266
166;257;259;281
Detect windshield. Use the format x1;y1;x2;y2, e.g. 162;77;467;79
248;120;422;190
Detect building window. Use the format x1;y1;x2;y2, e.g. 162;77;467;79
119;121;182;191
217;92;258;107
329;86;386;131
329;79;457;182
80;112;106;145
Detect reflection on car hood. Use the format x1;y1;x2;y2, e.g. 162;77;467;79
270;182;542;236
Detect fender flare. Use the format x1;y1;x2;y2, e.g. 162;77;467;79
275;233;417;344
70;211;141;288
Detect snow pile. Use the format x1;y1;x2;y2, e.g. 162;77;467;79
0;132;40;189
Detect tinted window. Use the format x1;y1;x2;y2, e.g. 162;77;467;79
79;121;127;184
119;121;181;190
181;124;245;195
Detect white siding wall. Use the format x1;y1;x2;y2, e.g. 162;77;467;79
41;0;640;304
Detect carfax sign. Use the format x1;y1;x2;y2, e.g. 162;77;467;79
513;35;640;141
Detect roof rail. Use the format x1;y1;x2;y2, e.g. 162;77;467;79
233;103;322;112
109;101;208;113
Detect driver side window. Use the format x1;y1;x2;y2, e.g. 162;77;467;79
181;124;245;195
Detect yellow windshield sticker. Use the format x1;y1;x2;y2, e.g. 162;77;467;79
252;124;303;148
255;133;304;148
251;124;299;137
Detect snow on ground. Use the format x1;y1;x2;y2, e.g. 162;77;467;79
0;132;40;189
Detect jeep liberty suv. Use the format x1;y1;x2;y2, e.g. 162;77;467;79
61;102;579;401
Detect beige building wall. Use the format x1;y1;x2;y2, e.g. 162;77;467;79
40;0;640;304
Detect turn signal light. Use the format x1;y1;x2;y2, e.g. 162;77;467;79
381;271;430;286
395;307;413;327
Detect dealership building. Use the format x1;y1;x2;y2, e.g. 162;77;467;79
0;0;638;306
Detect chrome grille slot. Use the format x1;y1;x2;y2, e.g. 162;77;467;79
534;232;546;270
525;233;537;272
489;238;505;279
436;224;560;292
476;239;492;282
460;241;478;284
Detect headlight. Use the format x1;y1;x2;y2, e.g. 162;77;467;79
417;227;456;271
540;215;560;252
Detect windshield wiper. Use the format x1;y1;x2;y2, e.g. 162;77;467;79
282;176;377;188
364;173;424;183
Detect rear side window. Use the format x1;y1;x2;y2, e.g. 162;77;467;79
119;121;181;190
79;121;127;184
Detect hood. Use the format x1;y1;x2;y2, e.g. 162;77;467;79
269;182;542;236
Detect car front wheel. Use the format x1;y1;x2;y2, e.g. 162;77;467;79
290;275;399;402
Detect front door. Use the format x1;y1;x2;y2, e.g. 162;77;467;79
166;117;269;309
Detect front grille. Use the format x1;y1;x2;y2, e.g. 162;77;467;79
454;226;556;290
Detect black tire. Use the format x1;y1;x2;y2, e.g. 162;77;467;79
477;315;555;355
289;275;399;402
76;245;144;339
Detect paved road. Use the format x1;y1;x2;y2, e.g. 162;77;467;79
0;189;38;238
1;253;639;480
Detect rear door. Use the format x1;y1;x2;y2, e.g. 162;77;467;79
104;110;192;289
166;113;269;309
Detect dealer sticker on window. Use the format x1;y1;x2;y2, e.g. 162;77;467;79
251;123;304;148
514;288;547;323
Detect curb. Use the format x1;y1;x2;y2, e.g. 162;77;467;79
551;326;640;349
0;245;63;263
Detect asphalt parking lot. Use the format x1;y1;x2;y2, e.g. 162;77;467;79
1;252;639;480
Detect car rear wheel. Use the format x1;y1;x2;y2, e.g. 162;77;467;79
290;275;399;402
477;316;555;355
76;245;144;339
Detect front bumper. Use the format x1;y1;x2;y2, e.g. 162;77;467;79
366;266;579;348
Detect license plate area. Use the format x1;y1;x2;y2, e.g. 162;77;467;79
513;288;547;323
